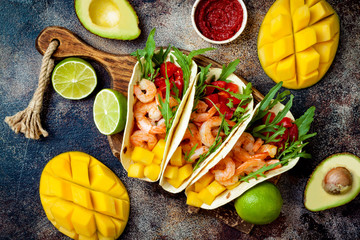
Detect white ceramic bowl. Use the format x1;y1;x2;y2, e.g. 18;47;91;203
191;0;248;44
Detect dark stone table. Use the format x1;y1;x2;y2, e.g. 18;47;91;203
1;0;359;239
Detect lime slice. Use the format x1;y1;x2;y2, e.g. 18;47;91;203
93;89;127;135
51;57;97;100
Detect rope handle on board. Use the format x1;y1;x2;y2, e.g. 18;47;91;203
4;40;59;140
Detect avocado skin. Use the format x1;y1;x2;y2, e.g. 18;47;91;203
304;153;360;212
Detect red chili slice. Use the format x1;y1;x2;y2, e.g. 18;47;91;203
154;77;167;96
225;82;239;93
205;84;215;95
160;62;178;78
289;124;299;142
218;91;231;104
277;117;293;128
262;112;276;124
204;94;219;108
211;81;227;89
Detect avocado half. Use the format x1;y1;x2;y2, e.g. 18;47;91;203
304;153;360;211
75;0;141;40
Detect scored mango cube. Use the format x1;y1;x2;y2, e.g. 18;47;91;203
94;213;115;237
271;14;292;38
51;200;74;231
127;163;145;178
273;35;294;61
152;139;166;158
131;146;154;165
306;0;321;7
277;55;296;81
144;164;161;181
186;191;203;208
71;207;96;237
313;38;337;63
89;164;116;192
258;43;274;67
309;0;333;25
294;27;317;52
163;165;179;180
206;181;227;197
198;188;216;206
290;0;304;15
170;146;185;167
296;47;320;75
311;14;339;42
298;70;319;88
71;184;93;209
292;5;310;32
194;172;215;193
91;191;116;216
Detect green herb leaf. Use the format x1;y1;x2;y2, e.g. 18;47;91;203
153;45;172;67
295;106;316;138
184;144;198;162
218;59;240;81
193;64;211;111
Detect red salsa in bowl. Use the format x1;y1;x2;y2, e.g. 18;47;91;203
193;0;246;43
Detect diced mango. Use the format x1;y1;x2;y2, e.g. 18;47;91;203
51;200;74;231
163;165;179;180
152;139;166;160
282;76;298;89
258;23;274;48
71;207;96;237
258;43;274;67
311;14;339;42
296;47;320;75
89;164;116;192
50;153;72;180
186;191;203;208
131;146;154;165
107;182;126;199
48;175;72;201
94;213;116;237
111;218;126;237
91;191;116;216
269;0;290;17
170;146;185;167
265;62;279;81
144;164;161;181
166;177;184;188
59;226;78;239
306;0;321;7
153;156;162;165
277;55;296;81
292;5;310;32
271;14;292;38
298;70;319;88
313;38;337;63
127;163;145;178
290;0;304;15
71;153;90;186
226;181;241;190
198;188;216;206
295;27;317;52
114;199;130;221
71;184;93;209
206;181;227;197
178;164;193;182
194;172;215;193
273;35;294;61
309;0;333;25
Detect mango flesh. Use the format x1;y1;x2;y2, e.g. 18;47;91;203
258;0;340;89
40;152;129;240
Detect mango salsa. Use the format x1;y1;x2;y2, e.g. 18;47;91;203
131;146;154;165
258;0;340;89
170;146;185;167
40;152;129;240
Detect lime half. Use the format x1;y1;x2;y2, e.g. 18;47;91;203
93;89;127;135
51;57;97;100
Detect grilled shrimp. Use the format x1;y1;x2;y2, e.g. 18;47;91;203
235;159;266;176
257;144;278;158
181;123;202;153
134;101;165;134
199;117;236;147
191;105;218;123
188;146;209;163
235;132;255;153
130;130;158;150
217;175;239;187
134;79;157;103
211;157;236;182
194;100;208;113
150;118;166;135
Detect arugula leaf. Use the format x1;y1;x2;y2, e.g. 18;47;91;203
295;106;316;138
152;45;172;67
193;64;211;111
239;162;282;183
218;59;240;81
226;98;234;108
184;144;198;162
193;137;222;171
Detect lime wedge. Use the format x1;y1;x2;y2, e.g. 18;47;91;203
93;89;127;135
51;57;97;100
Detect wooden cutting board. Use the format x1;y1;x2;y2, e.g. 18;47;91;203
36;26;267;234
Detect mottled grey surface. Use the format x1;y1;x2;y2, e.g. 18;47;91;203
0;0;359;239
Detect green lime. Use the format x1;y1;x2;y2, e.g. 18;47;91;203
93;89;127;135
234;181;283;225
51;57;97;100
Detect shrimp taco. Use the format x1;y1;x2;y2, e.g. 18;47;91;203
159;60;255;193
185;82;317;209
120;29;213;182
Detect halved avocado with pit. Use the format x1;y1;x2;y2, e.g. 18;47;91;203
304;153;360;211
75;0;141;40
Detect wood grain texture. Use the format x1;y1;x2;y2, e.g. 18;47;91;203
35;26;267;234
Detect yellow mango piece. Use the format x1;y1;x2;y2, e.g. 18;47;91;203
91;191;116;216
206;181;227;197
282;76;298;89
298;70;319;88
194;172;215;193
290;0;304;15
94;213;116;238
294;27;317;52
265;62;279;81
71;207;96;237
178;164;193;182
51;200;74;231
309;0;333;25
70;152;90;186
89;164;116;192
258;24;274;48
153;156;162;165
127;163;145;178
40;152;129;240
273;35;294;61
144;164;161;181
50;153;72;180
311;14;339;42
306;0;321;7
277;55;296;81
152;139;166;160
170;146;185;167
131;146;154;165
71;184;93;209
318;63;331;78
296;47;320;75
258;43;274;67
313;38;337;63
111;218;127;237
79;233;98;240
114;198;130;221
163;165;179;180
269;0;290;17
198;188;216;206
166;177;184;188
226;181;241;190
186;191;203;208
271;14;292;38
292;5;310;32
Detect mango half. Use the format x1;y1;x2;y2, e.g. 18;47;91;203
39;152;130;239
258;0;340;89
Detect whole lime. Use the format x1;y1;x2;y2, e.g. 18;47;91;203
234;181;283;225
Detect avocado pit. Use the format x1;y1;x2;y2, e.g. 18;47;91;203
323;167;353;195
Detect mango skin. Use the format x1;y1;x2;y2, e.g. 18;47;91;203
258;0;340;89
40;152;130;240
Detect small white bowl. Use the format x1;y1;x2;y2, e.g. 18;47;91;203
191;0;248;44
